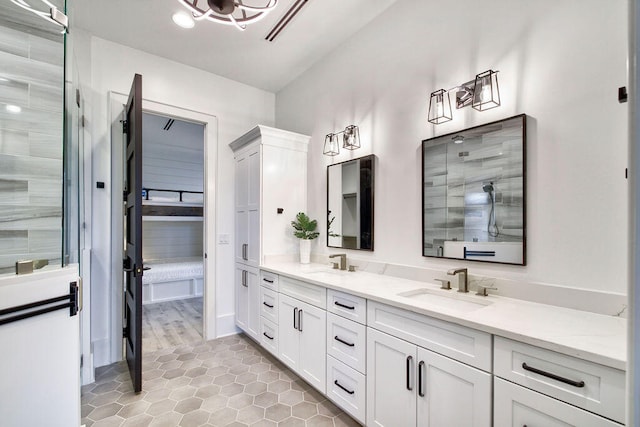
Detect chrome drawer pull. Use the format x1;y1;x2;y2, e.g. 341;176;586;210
263;332;274;340
263;302;274;308
521;362;585;388
334;380;355;395
334;335;355;347
334;301;355;310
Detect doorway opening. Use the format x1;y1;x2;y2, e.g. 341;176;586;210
136;112;206;353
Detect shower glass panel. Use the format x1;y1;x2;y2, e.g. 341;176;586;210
0;1;73;276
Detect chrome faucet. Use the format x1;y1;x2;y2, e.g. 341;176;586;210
329;253;347;271
447;268;468;293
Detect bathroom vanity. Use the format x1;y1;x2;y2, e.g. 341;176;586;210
238;261;626;426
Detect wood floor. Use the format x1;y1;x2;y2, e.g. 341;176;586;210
142;297;203;353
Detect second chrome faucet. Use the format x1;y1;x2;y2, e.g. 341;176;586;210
447;268;468;293
329;253;347;271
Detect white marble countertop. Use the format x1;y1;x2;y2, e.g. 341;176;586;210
261;261;627;371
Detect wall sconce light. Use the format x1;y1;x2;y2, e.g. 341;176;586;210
323;125;360;156
428;89;453;125
428;69;501;125
323;133;340;156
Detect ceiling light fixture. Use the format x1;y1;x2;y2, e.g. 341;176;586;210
172;11;195;28
178;0;278;31
9;0;68;32
6;104;22;114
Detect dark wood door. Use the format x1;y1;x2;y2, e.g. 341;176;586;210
123;74;143;393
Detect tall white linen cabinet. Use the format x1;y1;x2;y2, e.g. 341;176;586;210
230;125;310;340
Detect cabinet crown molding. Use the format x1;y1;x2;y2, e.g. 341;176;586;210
229;125;310;153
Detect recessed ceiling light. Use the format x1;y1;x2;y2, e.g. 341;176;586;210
172;11;195;29
6;104;21;113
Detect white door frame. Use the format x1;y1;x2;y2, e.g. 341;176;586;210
108;91;218;362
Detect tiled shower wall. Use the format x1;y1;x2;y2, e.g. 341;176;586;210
0;23;64;275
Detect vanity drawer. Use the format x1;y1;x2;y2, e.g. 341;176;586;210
327;289;366;324
326;355;366;425
260;318;278;356
494;336;625;423
279;276;326;309
259;270;279;291
327;313;366;374
367;301;491;371
260;286;278;324
494;377;621;427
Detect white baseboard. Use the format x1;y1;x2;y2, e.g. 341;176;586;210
216;313;241;338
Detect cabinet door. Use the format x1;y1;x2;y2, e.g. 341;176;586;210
245;266;260;341
494;377;621;427
235;264;248;332
235;152;249;264
298;301;327;393
367;328;417;427
278;293;300;371
246;148;260;266
416;347;491;427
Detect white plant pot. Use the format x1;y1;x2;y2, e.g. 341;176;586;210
299;239;311;264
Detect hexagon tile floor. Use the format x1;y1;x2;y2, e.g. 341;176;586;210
81;334;361;427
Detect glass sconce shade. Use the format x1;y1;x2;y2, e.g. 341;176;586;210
472;70;500;111
343;125;360;150
323;133;340;156
428;89;452;124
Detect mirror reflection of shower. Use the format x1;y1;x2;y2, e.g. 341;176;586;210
483;181;499;237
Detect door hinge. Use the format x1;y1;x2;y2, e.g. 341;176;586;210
123;190;128;202
81;115;86;128
122;119;129;134
75;88;80;107
123;327;128;338
80;354;84;368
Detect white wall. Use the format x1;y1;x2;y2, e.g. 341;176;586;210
83;36;275;366
276;0;629;296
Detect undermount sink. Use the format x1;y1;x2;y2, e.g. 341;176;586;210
397;288;492;312
304;268;349;276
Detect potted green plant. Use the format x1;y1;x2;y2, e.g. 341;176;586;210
291;212;319;264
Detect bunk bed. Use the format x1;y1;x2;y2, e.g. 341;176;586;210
141;188;204;304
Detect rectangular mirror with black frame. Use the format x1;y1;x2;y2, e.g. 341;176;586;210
327;155;375;251
422;114;526;265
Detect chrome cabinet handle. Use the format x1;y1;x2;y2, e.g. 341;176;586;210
334;336;355;347
406;356;413;391
418;361;425;397
334;380;355;395
298;309;303;332
241;270;248;287
242;243;248;260
522;363;585;388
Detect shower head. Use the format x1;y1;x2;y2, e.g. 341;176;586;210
482;183;494;193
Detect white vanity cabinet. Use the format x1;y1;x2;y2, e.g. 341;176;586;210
230;126;309;338
325;290;368;424
234;264;259;341
278;293;327;393
493;336;625;426
366;301;492;427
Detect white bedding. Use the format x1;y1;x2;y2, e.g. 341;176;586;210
143;258;203;285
